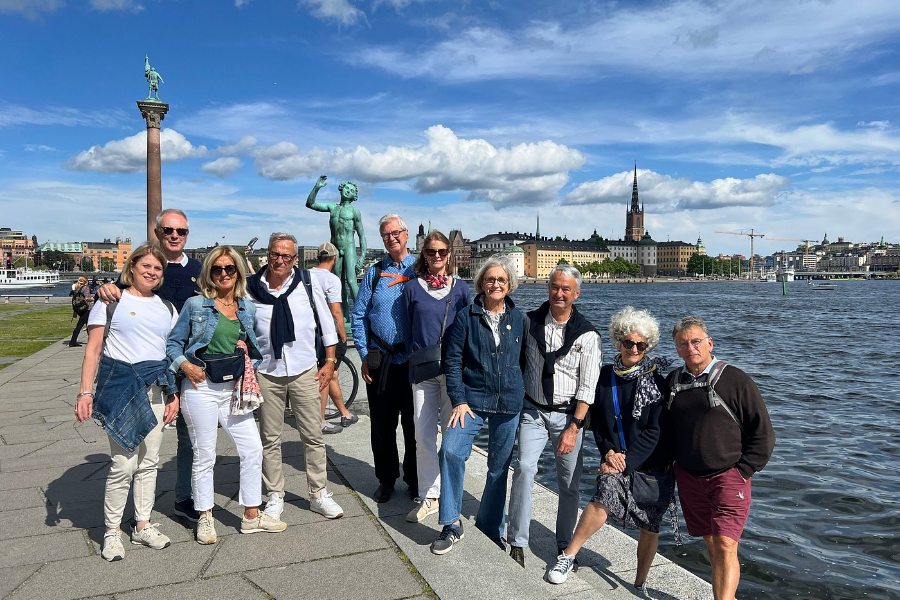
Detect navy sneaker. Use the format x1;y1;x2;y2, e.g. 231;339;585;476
173;499;200;522
431;522;464;555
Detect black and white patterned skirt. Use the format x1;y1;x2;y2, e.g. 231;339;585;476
591;471;677;535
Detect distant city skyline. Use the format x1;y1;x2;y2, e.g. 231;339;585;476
2;0;899;255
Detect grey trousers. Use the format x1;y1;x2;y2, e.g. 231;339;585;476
507;407;584;549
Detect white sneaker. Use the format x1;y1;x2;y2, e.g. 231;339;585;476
406;498;439;523
196;512;217;545
263;492;284;519
101;530;125;562
310;491;344;519
241;512;288;533
131;523;170;549
548;552;576;584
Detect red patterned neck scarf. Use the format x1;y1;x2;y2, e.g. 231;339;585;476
424;273;449;289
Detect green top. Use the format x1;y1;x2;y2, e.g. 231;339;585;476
205;316;243;355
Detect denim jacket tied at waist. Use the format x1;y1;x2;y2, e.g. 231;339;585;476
92;355;177;454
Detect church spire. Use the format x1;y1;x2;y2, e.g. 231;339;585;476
631;162;641;213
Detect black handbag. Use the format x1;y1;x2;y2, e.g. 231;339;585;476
200;349;245;384
610;369;674;506
407;279;454;384
631;468;675;506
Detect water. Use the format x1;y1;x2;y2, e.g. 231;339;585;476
489;280;900;600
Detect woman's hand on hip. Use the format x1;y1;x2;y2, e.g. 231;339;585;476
448;403;475;429
605;451;626;473
181;362;205;389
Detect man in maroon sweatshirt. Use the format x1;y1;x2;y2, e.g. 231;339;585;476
668;315;775;600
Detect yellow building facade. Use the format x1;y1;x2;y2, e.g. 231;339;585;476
520;240;611;279
657;241;697;276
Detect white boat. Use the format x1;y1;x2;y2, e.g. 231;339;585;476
764;271;777;283
0;268;61;289
777;267;795;282
808;280;837;291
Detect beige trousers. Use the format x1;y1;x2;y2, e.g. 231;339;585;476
258;367;328;498
104;393;165;529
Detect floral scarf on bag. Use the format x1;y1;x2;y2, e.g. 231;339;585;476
230;339;263;415
612;354;673;418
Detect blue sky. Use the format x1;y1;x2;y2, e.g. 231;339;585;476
2;0;899;256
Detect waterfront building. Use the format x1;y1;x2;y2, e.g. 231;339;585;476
471;231;536;254
657;240;697;276
818;253;867;272
82;238;133;271
448;229;471;276
37;241;83;269
520;239;611;279
1;228;36;266
415;224;425;253
696;234;706;256
625;165;644;242
868;249;900;272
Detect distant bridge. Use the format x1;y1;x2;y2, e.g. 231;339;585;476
792;271;872;279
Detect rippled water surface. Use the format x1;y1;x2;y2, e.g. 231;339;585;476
492;280;900;600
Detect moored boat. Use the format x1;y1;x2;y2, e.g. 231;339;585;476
0;268;61;289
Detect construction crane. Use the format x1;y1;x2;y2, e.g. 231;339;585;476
717;230;803;277
716;229;766;278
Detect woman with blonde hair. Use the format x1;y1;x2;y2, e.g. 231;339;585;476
167;245;283;545
74;243;179;561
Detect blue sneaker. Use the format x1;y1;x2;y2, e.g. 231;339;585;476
548;552;576;584
431;522;464;555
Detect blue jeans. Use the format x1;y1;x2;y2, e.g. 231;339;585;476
438;409;519;539
174;412;194;504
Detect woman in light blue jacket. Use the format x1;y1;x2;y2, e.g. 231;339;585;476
167;246;283;545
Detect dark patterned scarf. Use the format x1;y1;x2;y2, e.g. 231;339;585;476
613;355;673;418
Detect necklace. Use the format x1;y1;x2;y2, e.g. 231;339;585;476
215;297;235;308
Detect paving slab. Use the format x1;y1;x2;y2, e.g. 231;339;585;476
0;563;42;599
116;574;267;600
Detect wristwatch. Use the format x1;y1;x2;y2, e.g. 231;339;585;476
572;417;585;429
325;357;338;364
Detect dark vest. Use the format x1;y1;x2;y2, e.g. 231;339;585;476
526;301;597;404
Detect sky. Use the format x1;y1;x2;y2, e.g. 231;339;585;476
1;0;899;257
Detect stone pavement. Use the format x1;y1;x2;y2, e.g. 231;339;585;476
0;338;713;600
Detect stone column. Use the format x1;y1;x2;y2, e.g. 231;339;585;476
136;101;169;242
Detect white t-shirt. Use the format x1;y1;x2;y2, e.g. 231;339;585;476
310;267;342;305
88;291;177;363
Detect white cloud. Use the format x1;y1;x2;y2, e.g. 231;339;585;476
349;0;900;81
201;157;243;178
0;0;65;18
24;144;56;152
0;104;127;128
65;129;208;174
302;0;364;25
564;169;791;211
251;125;585;206
89;0;142;11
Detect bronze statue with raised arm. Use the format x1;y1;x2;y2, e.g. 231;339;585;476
306;175;367;324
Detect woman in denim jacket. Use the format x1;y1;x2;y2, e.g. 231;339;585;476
167;246;284;545
74;243;179;562
431;254;527;556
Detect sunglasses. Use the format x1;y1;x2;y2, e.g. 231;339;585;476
211;264;237;277
621;340;648;352
424;248;449;257
160;226;189;237
268;252;296;263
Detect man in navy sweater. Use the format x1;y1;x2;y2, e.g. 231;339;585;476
97;208;202;521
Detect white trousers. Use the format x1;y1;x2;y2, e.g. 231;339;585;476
181;379;263;511
104;393;165;530
412;375;453;500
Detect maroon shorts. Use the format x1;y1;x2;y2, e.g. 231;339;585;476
674;463;751;542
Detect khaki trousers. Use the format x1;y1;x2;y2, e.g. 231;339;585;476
258;367;328;498
104;393;165;529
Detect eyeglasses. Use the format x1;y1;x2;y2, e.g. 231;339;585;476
621;340;648;352
424;248;449;257
485;277;509;286
380;229;407;240
160;226;189;237
211;264;237;277
677;337;709;350
268;252;296;263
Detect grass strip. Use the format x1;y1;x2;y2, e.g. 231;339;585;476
0;305;74;356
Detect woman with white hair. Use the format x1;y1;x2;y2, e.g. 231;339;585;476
548;306;678;593
431;254;527;556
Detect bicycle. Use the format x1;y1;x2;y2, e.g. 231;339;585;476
323;354;359;420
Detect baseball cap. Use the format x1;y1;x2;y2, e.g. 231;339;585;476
317;242;338;258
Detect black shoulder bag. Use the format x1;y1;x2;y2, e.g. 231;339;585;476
407;279;454;384
611;370;675;506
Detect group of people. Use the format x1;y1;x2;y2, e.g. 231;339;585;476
72;207;775;600
74;209;349;562
352;215;775;600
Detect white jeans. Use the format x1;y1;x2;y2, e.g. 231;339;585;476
412;375;453;500
104;392;165;530
181;379;263;511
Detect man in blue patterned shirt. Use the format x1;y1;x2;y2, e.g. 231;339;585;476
352;214;417;503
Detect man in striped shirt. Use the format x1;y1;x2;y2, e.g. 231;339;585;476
507;265;602;567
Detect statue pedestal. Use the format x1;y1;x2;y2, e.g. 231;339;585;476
137;101;169;242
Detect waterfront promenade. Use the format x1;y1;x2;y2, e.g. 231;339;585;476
0;337;713;599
